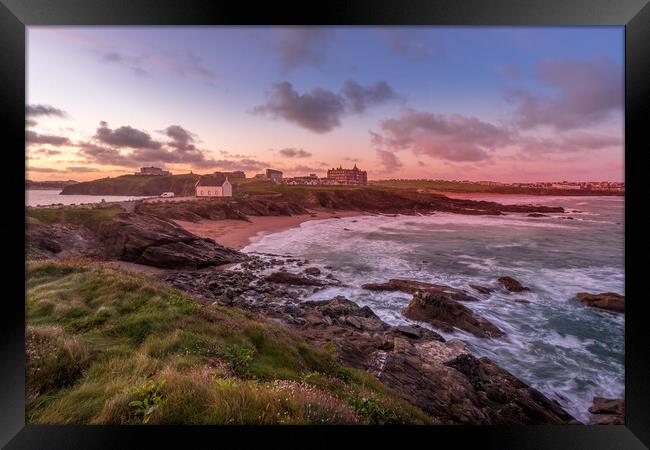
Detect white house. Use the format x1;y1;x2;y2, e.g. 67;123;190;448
195;174;232;197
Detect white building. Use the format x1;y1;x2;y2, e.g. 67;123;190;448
195;174;232;197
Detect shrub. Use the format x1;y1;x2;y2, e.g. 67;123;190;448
221;344;255;377
348;395;401;425
128;379;166;424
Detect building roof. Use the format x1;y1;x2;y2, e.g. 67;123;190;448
196;174;228;186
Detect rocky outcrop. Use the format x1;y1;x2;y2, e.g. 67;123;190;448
575;292;624;313
158;257;574;425
26;211;243;269
498;276;531;292
26;223;103;260
95;213;243;269
303;267;321;276
362;279;479;302
265;271;324;286
588;397;624;425
297;300;571;425
402;291;504;338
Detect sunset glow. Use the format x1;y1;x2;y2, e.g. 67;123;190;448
26;26;624;182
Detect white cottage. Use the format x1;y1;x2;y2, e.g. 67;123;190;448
195;174;232;197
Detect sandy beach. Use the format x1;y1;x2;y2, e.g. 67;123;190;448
175;209;365;250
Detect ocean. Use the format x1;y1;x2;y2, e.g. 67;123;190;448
26;189;149;207
243;195;625;423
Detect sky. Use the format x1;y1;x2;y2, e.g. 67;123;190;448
26;26;624;182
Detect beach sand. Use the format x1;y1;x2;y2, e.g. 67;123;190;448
175;209;365;250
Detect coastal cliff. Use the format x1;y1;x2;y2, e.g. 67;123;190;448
26;260;577;425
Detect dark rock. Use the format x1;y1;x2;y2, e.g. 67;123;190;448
402;291;504;338
345;316;363;330
363;279;479;302
575;292;624;313
396;325;423;338
497;276;531;292
527;213;547;217
468;284;494;295
588;397;624;425
265;271;324;286
303;267;321;276
514;299;531;304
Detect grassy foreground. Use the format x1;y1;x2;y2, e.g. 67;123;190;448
26;260;430;425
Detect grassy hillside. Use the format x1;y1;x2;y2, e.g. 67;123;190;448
26;205;123;228
60;174;201;196
26;261;430;425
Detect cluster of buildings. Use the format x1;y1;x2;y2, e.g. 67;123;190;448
283;165;368;186
509;181;625;191
140;164;370;199
135;166;171;176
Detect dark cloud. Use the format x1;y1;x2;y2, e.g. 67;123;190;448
254;80;400;133
371;108;514;162
278;148;312;158
342;80;399;113
26;130;71;146
382;30;446;62
77;142;133;166
275;28;331;70
163;125;197;152
376;149;403;172
26;104;67;118
505;56;622;131
26;119;38;127
79;123;267;171
253;82;346;133
95;122;162;149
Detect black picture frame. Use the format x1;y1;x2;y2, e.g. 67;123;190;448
2;0;648;448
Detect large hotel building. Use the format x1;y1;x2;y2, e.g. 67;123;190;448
327;164;368;185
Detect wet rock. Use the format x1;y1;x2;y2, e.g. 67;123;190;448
514;299;531;304
402;291;504;338
575;292;624;313
468;284;494;295
363;279;479;302
265;271;324;286
588;397;624;425
497;276;531;292
303;267;321;276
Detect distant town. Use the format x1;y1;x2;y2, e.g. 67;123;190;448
128;165;623;191
26;164;624;196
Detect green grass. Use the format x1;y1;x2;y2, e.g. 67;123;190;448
26;260;430;425
26;205;122;229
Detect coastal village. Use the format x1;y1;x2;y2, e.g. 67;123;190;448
128;165;370;198
123;165;623;199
